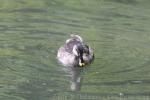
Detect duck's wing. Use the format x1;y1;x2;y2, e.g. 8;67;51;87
66;35;83;43
64;39;82;54
70;34;83;42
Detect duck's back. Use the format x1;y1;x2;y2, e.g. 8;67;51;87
64;39;82;54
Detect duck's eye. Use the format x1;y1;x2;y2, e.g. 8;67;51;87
87;50;90;54
83;50;89;54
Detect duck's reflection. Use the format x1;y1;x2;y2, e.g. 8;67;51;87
57;34;94;91
68;66;83;91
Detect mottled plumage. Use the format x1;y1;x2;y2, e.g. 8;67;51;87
57;34;94;67
57;34;94;91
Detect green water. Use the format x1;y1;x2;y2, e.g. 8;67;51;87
0;0;150;100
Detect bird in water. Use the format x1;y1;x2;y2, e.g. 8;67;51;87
57;34;94;91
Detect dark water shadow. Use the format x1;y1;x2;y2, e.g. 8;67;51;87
110;0;137;5
87;16;113;22
26;18;88;28
10;8;48;13
0;8;47;13
103;11;133;19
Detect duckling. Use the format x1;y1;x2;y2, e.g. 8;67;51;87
57;34;94;68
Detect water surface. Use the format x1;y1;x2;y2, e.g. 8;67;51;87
0;0;150;100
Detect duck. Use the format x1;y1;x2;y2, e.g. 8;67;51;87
57;34;94;91
57;34;94;68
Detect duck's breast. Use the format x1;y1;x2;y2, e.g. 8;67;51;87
57;47;79;67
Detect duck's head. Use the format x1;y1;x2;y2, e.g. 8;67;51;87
73;44;92;67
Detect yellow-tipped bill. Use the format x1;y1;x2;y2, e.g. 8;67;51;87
79;62;85;67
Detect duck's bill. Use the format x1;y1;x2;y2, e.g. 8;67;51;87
79;62;85;67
